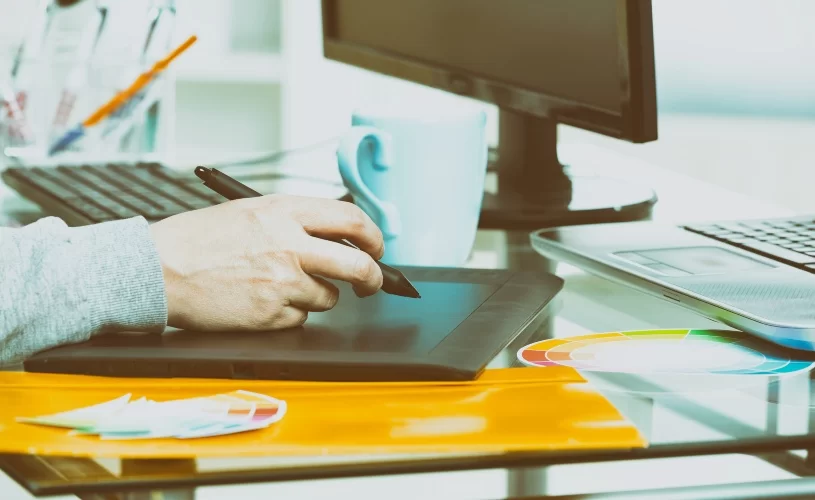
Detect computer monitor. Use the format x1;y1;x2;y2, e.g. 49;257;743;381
321;0;658;230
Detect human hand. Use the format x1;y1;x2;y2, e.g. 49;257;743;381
149;195;384;331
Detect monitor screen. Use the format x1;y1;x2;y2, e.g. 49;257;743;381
331;0;620;113
323;0;656;142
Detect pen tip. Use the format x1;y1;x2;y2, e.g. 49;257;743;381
405;284;421;299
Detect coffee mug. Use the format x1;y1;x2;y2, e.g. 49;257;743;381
337;106;488;267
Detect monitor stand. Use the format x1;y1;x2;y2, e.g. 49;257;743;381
479;111;657;230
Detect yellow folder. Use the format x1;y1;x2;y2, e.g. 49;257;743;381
0;367;646;458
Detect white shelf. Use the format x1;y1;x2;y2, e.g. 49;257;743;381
167;0;320;155
174;52;285;84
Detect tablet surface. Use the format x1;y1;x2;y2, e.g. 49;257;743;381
25;268;563;381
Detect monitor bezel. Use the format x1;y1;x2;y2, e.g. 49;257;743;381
321;0;657;143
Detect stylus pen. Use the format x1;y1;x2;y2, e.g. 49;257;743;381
194;166;421;299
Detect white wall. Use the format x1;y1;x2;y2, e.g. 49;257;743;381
1;0;812;212
652;0;815;117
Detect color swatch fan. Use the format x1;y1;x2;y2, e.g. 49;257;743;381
518;329;814;394
18;390;286;440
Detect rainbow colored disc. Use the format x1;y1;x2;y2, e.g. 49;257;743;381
518;329;814;376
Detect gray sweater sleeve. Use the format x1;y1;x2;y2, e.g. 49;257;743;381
0;216;167;366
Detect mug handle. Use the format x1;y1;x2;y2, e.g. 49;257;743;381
336;126;401;238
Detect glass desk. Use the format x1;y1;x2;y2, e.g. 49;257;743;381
5;230;815;499
4;145;815;499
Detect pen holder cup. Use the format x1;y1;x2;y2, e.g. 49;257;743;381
1;57;168;165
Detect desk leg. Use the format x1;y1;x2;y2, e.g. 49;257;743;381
502;231;555;273
804;371;815;474
503;230;555;498
507;466;547;498
119;459;197;500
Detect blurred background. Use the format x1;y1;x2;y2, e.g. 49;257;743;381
0;1;813;498
0;0;812;211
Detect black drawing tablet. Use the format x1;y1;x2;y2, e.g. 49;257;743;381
24;268;563;381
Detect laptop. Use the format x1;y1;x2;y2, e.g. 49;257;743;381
25;267;563;382
531;216;815;352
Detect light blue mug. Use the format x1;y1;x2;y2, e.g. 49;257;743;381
337;107;488;267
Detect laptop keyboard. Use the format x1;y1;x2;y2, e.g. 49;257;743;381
685;218;815;272
1;163;225;225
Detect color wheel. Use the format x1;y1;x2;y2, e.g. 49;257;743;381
518;329;814;376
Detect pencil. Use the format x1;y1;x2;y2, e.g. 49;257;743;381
48;35;197;155
85;35;196;127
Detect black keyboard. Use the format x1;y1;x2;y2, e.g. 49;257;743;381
685;218;815;272
1;163;226;226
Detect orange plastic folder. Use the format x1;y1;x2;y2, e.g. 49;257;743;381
0;368;646;458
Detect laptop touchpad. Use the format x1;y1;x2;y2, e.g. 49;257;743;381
615;247;774;276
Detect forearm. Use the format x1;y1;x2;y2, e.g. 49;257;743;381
0;217;167;366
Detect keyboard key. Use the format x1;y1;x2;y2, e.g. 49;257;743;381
709;229;739;237
102;204;141;219
71;200;114;222
113;193;166;218
736;240;815;264
126;184;160;197
148;185;194;200
127;163;187;185
181;197;216;209
145;197;190;214
715;223;750;233
741;222;773;231
758;229;786;237
759;238;787;245
181;182;226;202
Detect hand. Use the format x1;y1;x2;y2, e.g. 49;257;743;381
149;194;384;331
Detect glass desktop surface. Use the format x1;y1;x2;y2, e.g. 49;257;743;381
5;229;815;497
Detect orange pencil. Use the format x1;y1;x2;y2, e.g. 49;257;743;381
84;35;197;127
49;35;197;155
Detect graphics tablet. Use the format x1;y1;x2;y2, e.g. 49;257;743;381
24;267;563;381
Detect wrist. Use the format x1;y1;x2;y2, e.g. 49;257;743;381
149;220;184;329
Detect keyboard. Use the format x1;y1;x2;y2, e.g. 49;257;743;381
1;163;226;226
685;218;815;272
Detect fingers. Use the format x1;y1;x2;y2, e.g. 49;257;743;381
289;274;340;312
297;237;383;297
285;198;385;259
275;306;309;329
